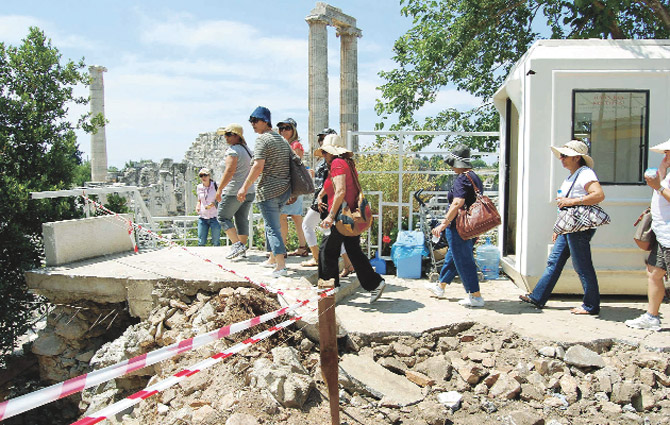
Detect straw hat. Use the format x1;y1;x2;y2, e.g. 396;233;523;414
198;168;211;177
216;123;245;143
314;134;352;158
550;140;594;169
650;137;670;153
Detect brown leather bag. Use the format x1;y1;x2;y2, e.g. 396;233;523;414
633;207;654;251
455;172;501;240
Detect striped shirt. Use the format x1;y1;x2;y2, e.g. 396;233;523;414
253;131;291;201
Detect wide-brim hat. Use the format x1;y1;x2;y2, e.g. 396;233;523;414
314;134;353;158
650;138;670;153
550;140;594;168
198;168;211;177
445;144;472;168
216;123;245;143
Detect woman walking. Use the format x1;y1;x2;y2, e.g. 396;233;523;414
425;145;486;307
519;140;605;315
196;168;221;246
316;134;386;303
215;123;255;259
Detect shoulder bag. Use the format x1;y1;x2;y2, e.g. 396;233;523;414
288;150;315;197
553;169;611;234
633;207;654;251
335;160;374;237
455;172;501;240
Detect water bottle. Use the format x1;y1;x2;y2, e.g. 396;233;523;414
476;237;500;280
556;189;562;212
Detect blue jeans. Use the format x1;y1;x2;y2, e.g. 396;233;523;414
258;189;291;255
438;224;480;293
218;193;255;235
528;229;600;314
198;217;221;246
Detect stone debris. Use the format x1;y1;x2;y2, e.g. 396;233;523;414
437;391;463;410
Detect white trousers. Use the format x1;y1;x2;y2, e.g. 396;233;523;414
302;208;345;255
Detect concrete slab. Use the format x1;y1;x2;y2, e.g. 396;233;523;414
335;275;670;351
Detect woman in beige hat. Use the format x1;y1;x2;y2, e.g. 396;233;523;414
196;168;221;246
519;140;605;315
316;134;386;304
215;123;255;259
625;138;670;331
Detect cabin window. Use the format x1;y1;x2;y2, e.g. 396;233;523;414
572;90;649;184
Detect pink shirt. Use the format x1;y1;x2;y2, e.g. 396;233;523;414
197;183;218;219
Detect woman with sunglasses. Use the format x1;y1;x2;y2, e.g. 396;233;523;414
277;118;309;257
519;140;605;315
215;123;255;259
195;168;221;246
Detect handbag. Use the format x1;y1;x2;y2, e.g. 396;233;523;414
553;169;611;234
288;150;315;197
633;207;654;251
455;171;501;240
334;161;374;237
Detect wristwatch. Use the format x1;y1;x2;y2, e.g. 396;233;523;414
657;187;665;196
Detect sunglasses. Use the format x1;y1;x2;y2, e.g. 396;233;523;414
224;132;234;137
249;118;260;124
278;126;291;132
199;174;209;177
559;154;568;159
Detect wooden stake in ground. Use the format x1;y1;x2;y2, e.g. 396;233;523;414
318;278;340;425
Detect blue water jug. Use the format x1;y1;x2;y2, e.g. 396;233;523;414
476;237;500;280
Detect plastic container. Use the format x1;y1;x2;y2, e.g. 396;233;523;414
476;237;500;281
645;167;658;178
369;250;387;274
391;231;427;279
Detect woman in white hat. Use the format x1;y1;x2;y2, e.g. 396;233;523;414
195;168;221;246
316;134;386;304
625;139;670;331
519;140;605;315
215;123;255;259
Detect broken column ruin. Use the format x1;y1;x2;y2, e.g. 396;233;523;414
306;3;362;166
89;65;108;182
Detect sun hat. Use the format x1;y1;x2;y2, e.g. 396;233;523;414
314;134;353;158
550;140;594;168
198;168;211;177
249;106;271;124
216;123;245;143
445;144;473;168
650;137;670;153
278;118;297;128
317;128;337;137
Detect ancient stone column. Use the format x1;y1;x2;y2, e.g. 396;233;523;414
306;15;330;168
89;66;108;182
339;27;361;153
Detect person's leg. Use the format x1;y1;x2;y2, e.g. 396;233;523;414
218;195;241;243
292;215;307;247
210;218;221;246
318;227;344;287
438;241;457;286
527;234;571;306
280;214;289;245
341;230;383;292
233;193;254;246
302;209;320;248
647;263;666;316
197;218;208;246
566;229;599;314
259;197;286;270
445;226;480;294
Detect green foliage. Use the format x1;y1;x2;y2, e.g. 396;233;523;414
73;160;91;187
104;193;130;214
376;0;670;151
0;27;94;364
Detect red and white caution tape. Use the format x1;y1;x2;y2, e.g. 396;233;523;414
70;316;301;425
0;288;332;422
82;194;321;295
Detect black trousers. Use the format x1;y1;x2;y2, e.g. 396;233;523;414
318;226;383;291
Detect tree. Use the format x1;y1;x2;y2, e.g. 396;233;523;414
376;0;670;150
0;27;98;364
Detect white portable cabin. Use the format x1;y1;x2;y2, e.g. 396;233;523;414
493;39;670;295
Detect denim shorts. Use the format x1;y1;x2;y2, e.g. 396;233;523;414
281;194;303;216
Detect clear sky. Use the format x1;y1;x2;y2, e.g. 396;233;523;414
2;1;482;167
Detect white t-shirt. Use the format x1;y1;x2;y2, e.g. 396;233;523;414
558;166;599;198
651;173;670;248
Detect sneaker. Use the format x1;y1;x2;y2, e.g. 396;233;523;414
265;268;288;278
425;281;445;298
261;259;276;268
225;242;246;259
458;294;486;308
369;280;387;304
625;313;661;331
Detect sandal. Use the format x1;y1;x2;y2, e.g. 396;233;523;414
340;265;355;278
570;307;595;315
289;245;310;257
301;258;318;267
519;294;542;308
